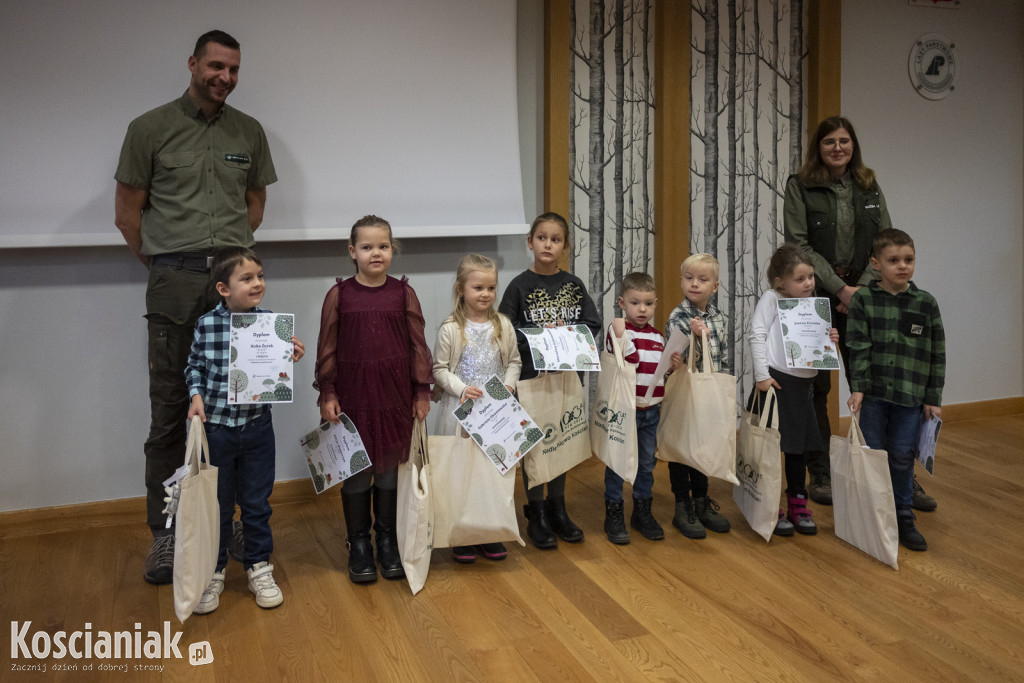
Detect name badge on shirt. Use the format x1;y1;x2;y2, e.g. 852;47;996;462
224;153;250;163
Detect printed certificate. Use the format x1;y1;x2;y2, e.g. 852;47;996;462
916;417;941;476
228;312;295;404
775;298;839;370
298;415;372;494
451;376;543;474
520;325;601;372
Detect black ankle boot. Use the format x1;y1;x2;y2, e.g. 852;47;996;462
630;496;665;541
604;499;630;545
546;496;584;543
341;489;377;584
372;487;405;579
523;501;557;549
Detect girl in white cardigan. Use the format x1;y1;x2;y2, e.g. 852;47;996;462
432;253;522;563
749;244;839;537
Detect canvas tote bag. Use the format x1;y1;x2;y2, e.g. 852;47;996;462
733;388;783;542
590;331;638;484
397;419;433;595
518;371;592;485
656;330;739;484
428;433;524;549
173;416;220;622
830;414;900;569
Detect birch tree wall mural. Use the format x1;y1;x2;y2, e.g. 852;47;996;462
569;0;655;319
690;0;807;405
567;0;806;408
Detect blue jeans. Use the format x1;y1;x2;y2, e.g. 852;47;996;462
205;410;276;570
605;405;659;502
858;397;922;513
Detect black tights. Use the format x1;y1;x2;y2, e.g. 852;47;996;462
784;452;807;496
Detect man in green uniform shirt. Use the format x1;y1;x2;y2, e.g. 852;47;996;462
114;30;277;584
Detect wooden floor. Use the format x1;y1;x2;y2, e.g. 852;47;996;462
3;414;1023;682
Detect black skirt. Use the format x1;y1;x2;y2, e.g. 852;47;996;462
748;369;825;455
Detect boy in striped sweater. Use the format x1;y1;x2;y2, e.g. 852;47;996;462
603;273;683;544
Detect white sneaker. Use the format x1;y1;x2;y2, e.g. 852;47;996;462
247;561;283;609
194;570;226;615
773;511;795;537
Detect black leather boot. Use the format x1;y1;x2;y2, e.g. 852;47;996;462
372;487;406;579
523;500;557;549
341;489;377;584
545;496;584;543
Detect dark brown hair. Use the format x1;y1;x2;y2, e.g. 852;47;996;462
766;244;814;292
211;246;261;289
872;228;915;256
798;116;877;190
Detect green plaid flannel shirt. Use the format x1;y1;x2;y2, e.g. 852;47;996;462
846;281;945;407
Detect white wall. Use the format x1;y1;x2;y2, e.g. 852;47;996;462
3;1;1022;513
0;4;544;515
840;0;1024;411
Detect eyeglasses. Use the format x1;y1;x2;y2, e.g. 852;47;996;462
821;138;852;149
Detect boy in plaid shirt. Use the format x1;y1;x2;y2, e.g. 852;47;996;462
665;253;731;538
185;247;305;612
847;229;945;551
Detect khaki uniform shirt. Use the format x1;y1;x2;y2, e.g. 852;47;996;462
115;93;277;255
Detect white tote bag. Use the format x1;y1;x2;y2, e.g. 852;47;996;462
733;388;783;542
590;332;638;484
397;419;433;595
518;372;592;485
830;415;900;569
429;433;524;549
656;330;738;484
173;416;220;622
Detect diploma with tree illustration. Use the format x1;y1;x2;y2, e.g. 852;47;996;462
520;324;601;372
298;414;372;494
228;313;295;404
775;298;839;370
451;376;544;474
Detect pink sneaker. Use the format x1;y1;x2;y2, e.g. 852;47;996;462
786;494;817;535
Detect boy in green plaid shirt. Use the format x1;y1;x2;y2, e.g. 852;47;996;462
847;229;944;551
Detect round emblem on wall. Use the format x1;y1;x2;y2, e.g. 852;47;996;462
908;33;957;100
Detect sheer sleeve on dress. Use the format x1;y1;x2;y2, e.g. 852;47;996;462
403;281;435;402
313;282;341;405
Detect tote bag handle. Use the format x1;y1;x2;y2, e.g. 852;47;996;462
686;328;716;375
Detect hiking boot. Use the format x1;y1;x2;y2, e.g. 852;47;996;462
774;511;794;537
452;546;477;563
630;497;665;541
912;477;937;512
524;501;557;549
143;533;175;585
228;519;244;563
247;561;283;609
898;514;928;551
807;472;833;505
604;499;630;545
786;494;817;535
194;570;226;615
672;497;706;539
694;496;730;533
477;543;508;561
545;496;584;543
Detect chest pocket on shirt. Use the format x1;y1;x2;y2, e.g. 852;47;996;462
221;155;251;189
158;151;196;169
899;311;927;338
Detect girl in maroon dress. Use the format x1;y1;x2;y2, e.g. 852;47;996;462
314;215;433;584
